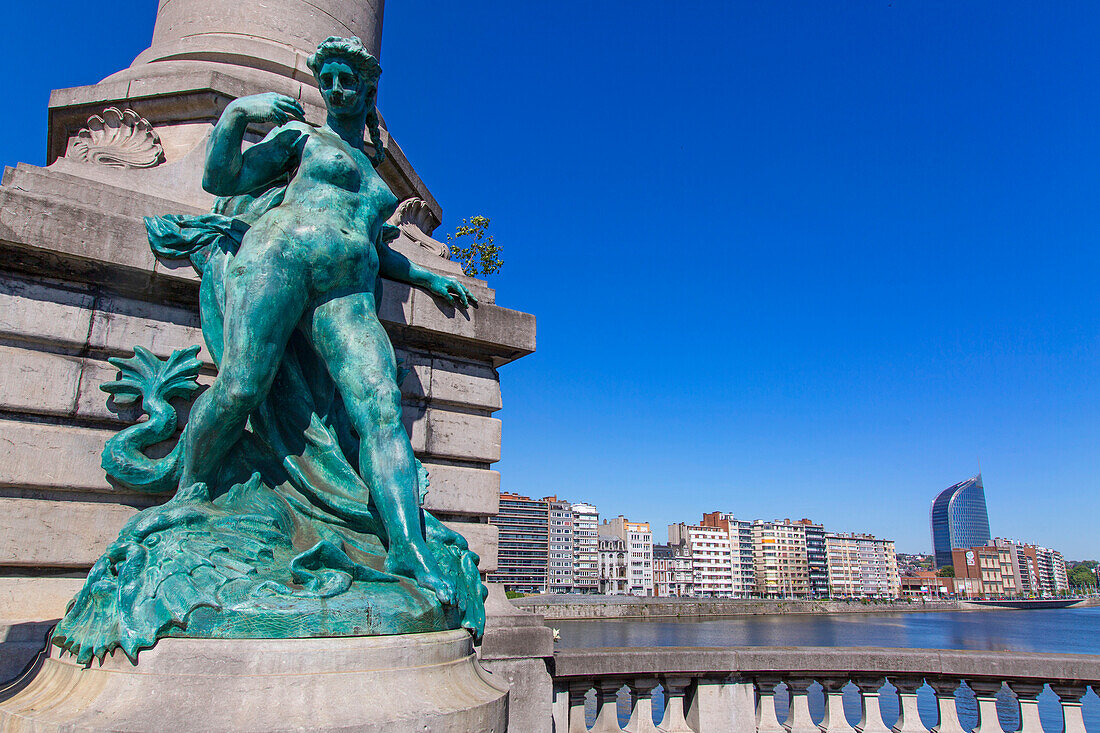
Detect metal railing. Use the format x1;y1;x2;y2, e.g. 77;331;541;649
551;647;1100;733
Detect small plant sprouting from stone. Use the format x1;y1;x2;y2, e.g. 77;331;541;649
447;216;502;277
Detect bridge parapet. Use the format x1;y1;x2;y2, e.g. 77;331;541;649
551;646;1100;733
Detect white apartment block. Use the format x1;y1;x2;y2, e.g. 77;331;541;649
571;503;600;593
547;497;575;593
1035;545;1069;595
724;515;757;596
601;516;653;596
669;523;733;597
825;533;900;598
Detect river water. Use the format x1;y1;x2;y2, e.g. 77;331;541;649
554;607;1100;731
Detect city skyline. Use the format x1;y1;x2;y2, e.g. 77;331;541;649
3;2;1098;559
491;491;1075;599
497;470;1079;560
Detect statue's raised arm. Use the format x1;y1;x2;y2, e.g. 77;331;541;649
202;93;306;196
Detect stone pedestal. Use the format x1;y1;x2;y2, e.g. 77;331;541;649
478;584;556;733
0;630;508;732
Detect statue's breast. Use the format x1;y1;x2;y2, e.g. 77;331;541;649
361;167;399;218
300;143;362;191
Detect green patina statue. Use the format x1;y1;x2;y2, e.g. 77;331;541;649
53;36;488;665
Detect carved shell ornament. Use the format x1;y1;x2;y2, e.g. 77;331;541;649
69;108;164;169
386;198;449;258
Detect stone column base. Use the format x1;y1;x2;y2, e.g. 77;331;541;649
0;629;508;732
479;584;555;733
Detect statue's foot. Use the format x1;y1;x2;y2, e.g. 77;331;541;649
386;540;457;606
424;512;468;550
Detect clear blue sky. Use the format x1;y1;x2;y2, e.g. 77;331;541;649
3;2;1098;558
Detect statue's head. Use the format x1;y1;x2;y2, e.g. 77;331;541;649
308;36;385;163
308;36;381;117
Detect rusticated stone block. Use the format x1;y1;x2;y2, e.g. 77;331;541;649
0;188;157;275
441;521;498;574
429;357;501;411
0;345;83;417
0;419;111;491
88;295;208;363
420;462;499;517
3;163;202;220
426;411;502;463
0;579;85;622
0;498;140;568
0;277;94;350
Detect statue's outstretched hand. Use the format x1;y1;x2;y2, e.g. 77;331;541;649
227;93;305;126
429;276;478;309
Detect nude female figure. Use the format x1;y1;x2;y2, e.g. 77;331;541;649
181;36;473;604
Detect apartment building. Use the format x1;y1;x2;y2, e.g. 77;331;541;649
701;512;756;596
669;521;733;597
1035;545;1069;595
752;520;811;598
598;535;628;595
488;492;549;594
989;538;1039;596
571;503;600;593
547;496;575;593
600;516;653;596
795;519;829;597
825;532;900;598
652;543;694;597
952;545;1020;598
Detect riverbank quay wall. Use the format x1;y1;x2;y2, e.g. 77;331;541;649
517;595;965;620
518;595;1100;620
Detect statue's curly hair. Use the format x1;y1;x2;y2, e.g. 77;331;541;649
307;36;385;165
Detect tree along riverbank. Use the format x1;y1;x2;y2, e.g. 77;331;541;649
511;595;1099;621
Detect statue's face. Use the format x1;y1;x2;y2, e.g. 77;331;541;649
318;59;373;116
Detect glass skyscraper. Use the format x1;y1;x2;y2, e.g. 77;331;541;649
930;474;991;568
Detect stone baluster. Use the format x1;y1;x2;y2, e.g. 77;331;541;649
1049;683;1088;733
658;676;695;733
889;677;926;733
785;678;819;733
756;677;788;733
853;677;891;733
553;681;570;733
591;679;627;732
818;678;856;733
1005;681;1045;733
926;679;967;733
568;681;593;733
687;675;757;733
625;677;661;733
967;680;1006;733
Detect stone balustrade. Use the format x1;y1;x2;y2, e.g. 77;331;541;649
551;647;1100;733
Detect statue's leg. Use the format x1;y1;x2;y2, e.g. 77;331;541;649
308;292;457;606
178;240;308;488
